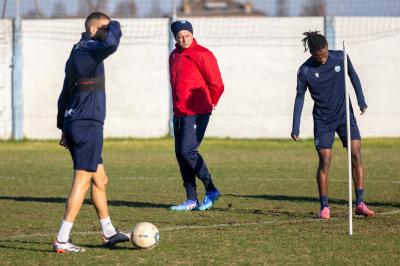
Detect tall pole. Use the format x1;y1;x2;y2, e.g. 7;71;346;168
1;0;7;19
12;0;23;140
168;0;177;136
324;16;335;50
172;0;177;19
343;41;353;236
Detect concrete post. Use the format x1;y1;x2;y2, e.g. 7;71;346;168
324;16;336;50
12;0;23;140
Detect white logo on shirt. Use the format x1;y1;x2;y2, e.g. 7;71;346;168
64;109;74;118
315;72;319;78
335;65;341;72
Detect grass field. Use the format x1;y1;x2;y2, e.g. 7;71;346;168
0;138;399;265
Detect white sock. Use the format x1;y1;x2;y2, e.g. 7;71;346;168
57;220;73;243
100;216;117;238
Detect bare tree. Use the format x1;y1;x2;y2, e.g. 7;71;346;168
148;0;163;17
52;1;67;18
33;0;43;17
276;0;289;16
113;0;137;18
24;0;43;18
1;0;7;19
300;0;326;16
77;0;109;18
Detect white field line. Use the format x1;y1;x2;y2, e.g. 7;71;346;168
1;176;399;184
160;218;322;231
378;209;400;216
115;177;400;184
4;209;400;241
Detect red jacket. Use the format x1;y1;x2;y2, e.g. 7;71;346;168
169;39;224;116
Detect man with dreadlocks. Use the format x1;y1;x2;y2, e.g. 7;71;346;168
290;31;374;219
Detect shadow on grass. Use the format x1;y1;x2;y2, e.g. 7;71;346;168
82;243;136;250
0;239;53;253
212;206;300;217
0;239;136;253
0;196;170;209
225;194;400;208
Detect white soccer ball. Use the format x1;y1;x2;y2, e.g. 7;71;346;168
131;222;160;250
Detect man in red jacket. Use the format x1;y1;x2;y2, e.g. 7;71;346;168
169;20;224;211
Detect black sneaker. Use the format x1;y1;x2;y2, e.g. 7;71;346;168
102;231;131;247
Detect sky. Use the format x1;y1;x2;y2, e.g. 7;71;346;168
1;0;400;18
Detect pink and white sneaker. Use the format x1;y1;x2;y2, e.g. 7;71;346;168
355;202;375;217
52;240;85;253
319;207;330;220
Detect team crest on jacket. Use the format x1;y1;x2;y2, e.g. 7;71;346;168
335;65;341;72
315;72;319;78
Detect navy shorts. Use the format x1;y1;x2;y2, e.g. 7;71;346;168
314;117;361;150
64;122;103;172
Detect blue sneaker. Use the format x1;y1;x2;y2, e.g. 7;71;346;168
102;231;131;247
198;190;220;211
170;200;199;211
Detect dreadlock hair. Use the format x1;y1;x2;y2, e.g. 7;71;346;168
85;12;111;31
302;30;328;53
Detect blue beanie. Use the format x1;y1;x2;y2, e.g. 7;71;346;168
171;20;193;37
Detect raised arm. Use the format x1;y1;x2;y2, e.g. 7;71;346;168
347;55;367;113
85;20;122;62
201;52;224;107
291;68;308;140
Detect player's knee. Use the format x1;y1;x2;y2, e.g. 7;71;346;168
75;174;92;192
181;150;192;160
84;182;91;192
176;148;194;160
103;175;109;187
319;157;331;168
94;175;108;191
175;149;184;159
351;153;362;165
183;182;196;188
80;180;91;194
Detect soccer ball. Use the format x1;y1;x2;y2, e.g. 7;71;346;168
131;222;160;250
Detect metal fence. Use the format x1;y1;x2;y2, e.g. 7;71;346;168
1;0;400;139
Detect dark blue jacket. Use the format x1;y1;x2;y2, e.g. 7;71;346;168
291;50;367;136
57;20;122;129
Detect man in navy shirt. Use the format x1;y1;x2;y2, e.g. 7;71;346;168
53;12;129;253
291;31;374;219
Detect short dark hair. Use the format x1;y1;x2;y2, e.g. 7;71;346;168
85;12;110;31
302;30;328;52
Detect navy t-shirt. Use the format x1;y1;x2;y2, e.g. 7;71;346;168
57;20;122;129
291;50;367;136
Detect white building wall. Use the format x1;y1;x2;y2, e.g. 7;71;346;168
21;18;170;139
0;20;13;139
334;17;400;137
17;17;400;139
189;17;321;138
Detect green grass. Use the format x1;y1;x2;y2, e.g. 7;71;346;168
0;138;399;265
